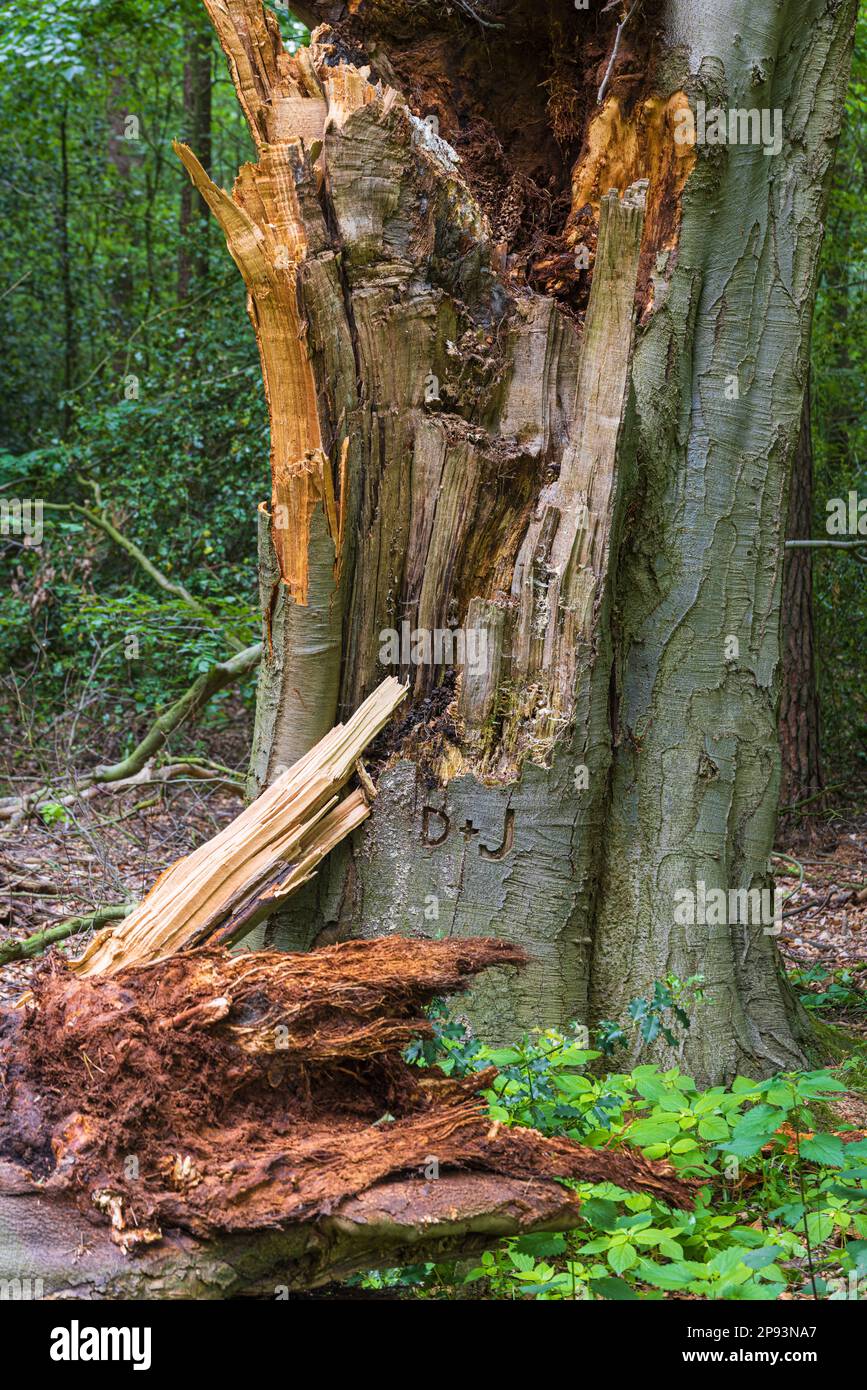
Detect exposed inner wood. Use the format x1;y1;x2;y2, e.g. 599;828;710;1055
191;4;695;809
0;935;694;1268
181;0;694;790
68;676;406;977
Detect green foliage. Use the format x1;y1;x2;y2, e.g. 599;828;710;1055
0;5;310;761
789;964;867;1015
0;295;265;750
597;974;705;1054
811;9;867;774
380;998;867;1301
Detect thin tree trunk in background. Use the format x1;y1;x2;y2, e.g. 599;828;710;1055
58;106;75;433
182;0;857;1083
107;76;135;368
178;21;212;300
780;385;823;809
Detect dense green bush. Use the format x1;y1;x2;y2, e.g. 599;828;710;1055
356;1003;867;1301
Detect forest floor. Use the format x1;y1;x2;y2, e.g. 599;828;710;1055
1;763;865;1046
775;796;867;1058
0;755;864;1301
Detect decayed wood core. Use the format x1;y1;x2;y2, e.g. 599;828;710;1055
180;0;694;788
0;935;694;1277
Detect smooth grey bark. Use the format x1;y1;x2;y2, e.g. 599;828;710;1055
588;0;855;1081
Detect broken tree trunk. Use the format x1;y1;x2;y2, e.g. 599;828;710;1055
0;936;693;1297
0;1172;608;1299
182;0;856;1082
69;676;406;977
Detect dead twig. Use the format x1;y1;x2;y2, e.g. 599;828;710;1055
598;1;643;105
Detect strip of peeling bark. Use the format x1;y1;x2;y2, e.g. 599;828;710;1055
175;10;350;772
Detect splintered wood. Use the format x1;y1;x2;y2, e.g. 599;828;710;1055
70;677;406;977
173;11;338;608
0;935;695;1272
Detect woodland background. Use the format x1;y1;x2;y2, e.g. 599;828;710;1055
0;1;866;1301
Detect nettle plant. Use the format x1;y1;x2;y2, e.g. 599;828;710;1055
392;988;867;1300
789;963;867;1016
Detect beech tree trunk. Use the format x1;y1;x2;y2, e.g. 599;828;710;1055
182;0;857;1083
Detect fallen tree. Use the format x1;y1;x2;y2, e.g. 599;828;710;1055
0;904;133;968
0;934;694;1297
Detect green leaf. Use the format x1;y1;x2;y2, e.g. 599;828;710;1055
671;1137;699;1153
799;1133;846;1167
580;1198;620;1230
608;1242;638;1274
697;1114;731;1141
804;1212;835;1244
843;1240;867;1275
485;1048;522;1066
709;1247;751;1277
513;1233;568;1258
719;1104;785;1157
627;1118;680;1145
589;1276;638;1301
659;1239;684;1260
635;1258;700;1290
739;1246;785;1270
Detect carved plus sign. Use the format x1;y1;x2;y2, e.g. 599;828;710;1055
459;819;479;840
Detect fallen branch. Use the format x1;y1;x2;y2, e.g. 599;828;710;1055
0;904;134;967
93;643;261;782
70;676;407;976
785;538;867;550
0;645;259;827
